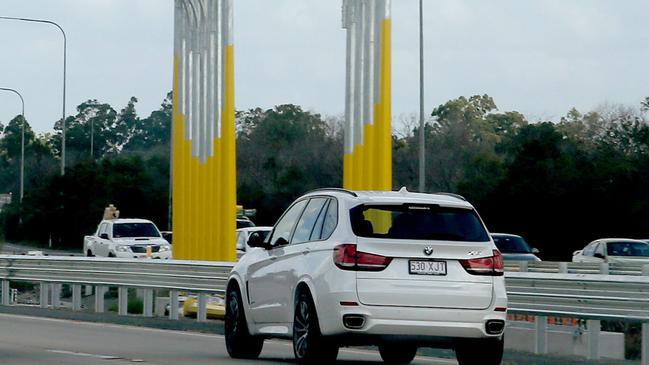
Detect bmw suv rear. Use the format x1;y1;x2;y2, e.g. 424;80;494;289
225;188;507;365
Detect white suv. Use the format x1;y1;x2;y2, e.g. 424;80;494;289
225;188;507;365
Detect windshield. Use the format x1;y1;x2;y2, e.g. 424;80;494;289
607;241;649;257
492;235;532;253
113;223;160;238
350;204;490;242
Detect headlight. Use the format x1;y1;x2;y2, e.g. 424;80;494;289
159;245;171;252
116;245;130;253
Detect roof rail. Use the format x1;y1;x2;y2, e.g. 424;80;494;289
434;192;467;201
305;188;358;197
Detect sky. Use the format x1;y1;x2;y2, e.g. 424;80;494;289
0;0;648;133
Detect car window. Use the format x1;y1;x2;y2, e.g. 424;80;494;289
98;223;106;236
492;235;532;253
350;204;489;242
291;198;328;244
236;232;246;250
270;199;308;246
595;242;605;256
607;241;649;257
113;223;160;238
582;242;597;256
319;199;338;240
310;200;330;241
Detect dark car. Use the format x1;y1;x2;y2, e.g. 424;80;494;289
491;233;541;262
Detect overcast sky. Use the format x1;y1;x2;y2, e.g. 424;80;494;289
1;0;648;133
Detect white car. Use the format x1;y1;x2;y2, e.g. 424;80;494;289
83;218;172;259
235;226;272;258
572;238;649;264
225;188;507;365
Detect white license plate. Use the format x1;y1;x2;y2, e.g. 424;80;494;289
409;260;447;276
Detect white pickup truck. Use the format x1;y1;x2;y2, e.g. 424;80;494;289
83;218;172;259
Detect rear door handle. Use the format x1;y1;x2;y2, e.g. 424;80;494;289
269;256;277;261
301;248;310;255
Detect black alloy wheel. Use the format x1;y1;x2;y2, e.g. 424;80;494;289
293;292;338;364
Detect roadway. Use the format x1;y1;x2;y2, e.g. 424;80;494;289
0;313;457;365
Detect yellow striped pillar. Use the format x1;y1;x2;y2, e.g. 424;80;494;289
342;0;392;191
172;0;236;262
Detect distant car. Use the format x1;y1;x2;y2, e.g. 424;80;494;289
183;295;225;319
572;238;649;263
83;219;172;259
491;233;541;262
235;227;272;258
236;217;255;229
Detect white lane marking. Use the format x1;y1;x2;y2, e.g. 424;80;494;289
47;349;121;360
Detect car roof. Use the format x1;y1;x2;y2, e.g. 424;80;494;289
101;218;154;224
591;238;648;244
491;233;522;238
237;226;272;232
302;188;473;208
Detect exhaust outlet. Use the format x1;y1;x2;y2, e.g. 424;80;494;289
343;314;365;329
486;320;505;335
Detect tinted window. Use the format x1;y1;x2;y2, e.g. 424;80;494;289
237;219;255;229
270;199;308;246
493;235;532;253
607;241;649;257
320;199;338;240
350;204;489;242
292;198;328;244
113;223;160;238
310;200;330;241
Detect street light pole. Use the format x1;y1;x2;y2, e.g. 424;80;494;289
418;0;426;192
0;16;67;175
0;87;25;202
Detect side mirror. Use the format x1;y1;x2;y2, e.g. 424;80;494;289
273;236;289;248
594;253;605;259
573;250;582;256
248;232;268;249
532;248;540;255
100;233;109;240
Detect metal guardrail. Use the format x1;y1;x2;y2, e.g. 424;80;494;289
1;256;649;363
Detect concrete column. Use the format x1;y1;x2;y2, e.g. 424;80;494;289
599;263;609;275
587;319;600;360
558;262;568;273
169;290;179;320
39;282;49;308
95;285;107;313
519;261;528;272
51;283;61;308
118;287;128;316
84;285;93;296
642;323;649;365
142;289;154;317
197;293;207;322
71;284;82;311
1;280;9;306
642;265;649;276
534;316;548;354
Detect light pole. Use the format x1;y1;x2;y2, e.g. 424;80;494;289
0;16;67;175
418;0;426;192
0;87;25;202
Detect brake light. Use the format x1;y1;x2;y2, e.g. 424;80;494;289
459;250;504;276
334;244;392;271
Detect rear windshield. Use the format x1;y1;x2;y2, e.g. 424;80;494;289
350;204;490;242
113;223;160;238
493;235;532;253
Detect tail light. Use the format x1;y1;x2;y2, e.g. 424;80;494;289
459;250;504;276
334;244;392;271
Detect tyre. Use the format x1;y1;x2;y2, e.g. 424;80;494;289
379;344;417;364
455;337;503;365
224;285;263;359
108;252;116;258
293;291;338;364
86;250;94;257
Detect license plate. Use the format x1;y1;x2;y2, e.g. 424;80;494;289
409;260;447;276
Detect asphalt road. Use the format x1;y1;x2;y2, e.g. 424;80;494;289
0;313;457;365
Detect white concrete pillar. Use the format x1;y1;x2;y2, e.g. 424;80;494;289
534;316;548;354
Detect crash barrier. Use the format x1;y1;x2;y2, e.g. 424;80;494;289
0;255;232;320
505;260;649;276
0;255;648;364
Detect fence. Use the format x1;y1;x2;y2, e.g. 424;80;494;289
1;255;649;364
